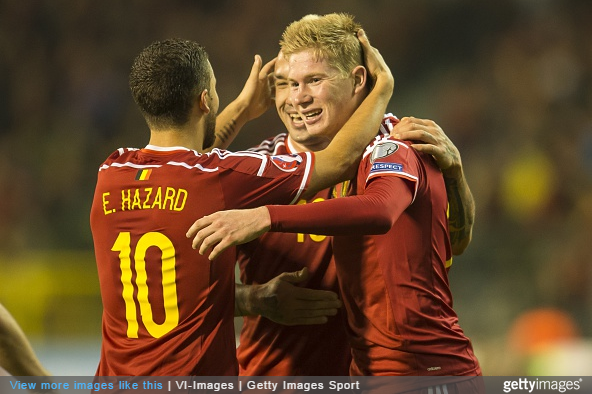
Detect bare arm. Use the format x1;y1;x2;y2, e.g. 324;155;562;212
206;55;276;151
0;303;51;377
302;30;394;198
393;117;475;254
235;268;341;325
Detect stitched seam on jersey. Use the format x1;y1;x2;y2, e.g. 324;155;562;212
100;162;162;171
167;161;219;172
289;151;312;204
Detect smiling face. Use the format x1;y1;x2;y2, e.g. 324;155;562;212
274;49;366;152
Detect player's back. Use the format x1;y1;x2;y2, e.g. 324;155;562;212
90;145;312;376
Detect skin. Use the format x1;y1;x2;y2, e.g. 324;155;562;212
274;50;367;153
232;50;371;324
209;55;278;151
0;303;54;393
201;43;474;328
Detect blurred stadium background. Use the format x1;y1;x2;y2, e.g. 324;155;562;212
0;0;591;376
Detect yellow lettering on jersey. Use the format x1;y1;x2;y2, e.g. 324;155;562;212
152;187;162;209
121;189;131;211
173;189;187;211
142;188;153;209
163;187;176;210
132;189;142;210
102;192;116;215
296;198;327;243
115;187;188;213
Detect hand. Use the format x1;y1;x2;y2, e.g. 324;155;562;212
357;29;394;94
393;117;475;255
239;268;342;325
235;55;277;122
186;206;271;260
393;117;462;179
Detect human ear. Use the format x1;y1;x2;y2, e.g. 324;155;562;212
199;89;211;113
352;65;367;93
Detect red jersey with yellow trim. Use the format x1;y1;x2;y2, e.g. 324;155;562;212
335;133;481;376
236;133;351;376
90;145;313;376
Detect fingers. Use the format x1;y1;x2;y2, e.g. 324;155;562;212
393;117;438;143
186;215;225;259
291;287;340;302
260;56;277;77
394;129;437;145
205;241;231;261
357;28;370;46
283;302;341;326
249;55;276;84
186;216;211;244
278;267;309;284
409;144;439;156
249;54;263;79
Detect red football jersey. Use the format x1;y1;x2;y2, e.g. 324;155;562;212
90;145;313;376
236;134;350;376
265;118;481;381
336;134;481;377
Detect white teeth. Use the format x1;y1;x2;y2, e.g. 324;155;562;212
305;110;321;119
289;110;320;122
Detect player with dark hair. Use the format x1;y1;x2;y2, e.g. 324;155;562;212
90;33;393;376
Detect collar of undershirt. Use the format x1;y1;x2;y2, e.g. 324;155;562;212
142;144;192;155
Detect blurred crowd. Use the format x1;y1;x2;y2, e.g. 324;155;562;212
0;0;591;375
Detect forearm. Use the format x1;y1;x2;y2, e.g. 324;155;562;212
269;177;412;235
443;167;475;255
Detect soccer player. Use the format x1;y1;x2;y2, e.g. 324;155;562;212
187;22;482;389
90;33;393;376
189;124;482;383
230;14;475;376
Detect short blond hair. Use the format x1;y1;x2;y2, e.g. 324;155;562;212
280;13;363;77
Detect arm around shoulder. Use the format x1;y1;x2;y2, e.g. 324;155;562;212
305;30;394;197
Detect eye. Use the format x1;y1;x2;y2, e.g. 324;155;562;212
275;81;288;89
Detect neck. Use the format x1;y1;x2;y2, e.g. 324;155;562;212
148;130;203;151
148;116;205;151
287;135;330;153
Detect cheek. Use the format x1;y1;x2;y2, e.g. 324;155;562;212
275;91;289;110
324;87;356;114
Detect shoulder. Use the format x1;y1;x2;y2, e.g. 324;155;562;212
97;147;140;171
249;133;289;155
103;147;139;162
380;113;400;134
363;135;413;162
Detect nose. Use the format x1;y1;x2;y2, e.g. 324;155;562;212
289;85;312;106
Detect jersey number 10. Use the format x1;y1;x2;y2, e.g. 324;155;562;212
112;231;180;339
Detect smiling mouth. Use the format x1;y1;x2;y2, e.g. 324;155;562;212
289;109;322;123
